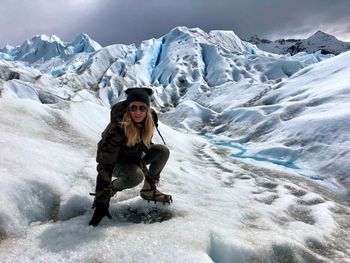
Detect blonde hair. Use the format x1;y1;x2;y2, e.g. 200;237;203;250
122;110;154;147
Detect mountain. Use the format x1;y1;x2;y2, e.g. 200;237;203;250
0;26;342;182
247;31;350;55
3;27;331;105
247;35;300;55
0;26;349;261
68;33;102;53
0;33;102;65
287;31;350;55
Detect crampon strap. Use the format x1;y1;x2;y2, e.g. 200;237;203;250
144;175;157;190
156;127;166;145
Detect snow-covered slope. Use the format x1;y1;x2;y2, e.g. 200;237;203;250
248;31;350;55
0;26;346;188
0;26;349;262
0;97;349;262
185;51;350;188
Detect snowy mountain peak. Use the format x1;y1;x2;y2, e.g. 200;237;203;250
74;32;90;40
308;30;338;42
12;34;67;63
17;34;66;53
161;26;254;54
32;34;65;44
0;32;102;65
20;34;64;48
313;30;332;37
248;31;350;55
2;44;15;51
70;32;102;52
247;35;272;45
162;26;201;43
287;30;350;55
209;30;253;53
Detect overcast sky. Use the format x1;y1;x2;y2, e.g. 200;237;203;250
1;0;350;47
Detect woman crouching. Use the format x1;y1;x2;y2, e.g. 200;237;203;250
89;87;172;226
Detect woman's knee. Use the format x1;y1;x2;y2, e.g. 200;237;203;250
152;144;170;160
112;163;144;189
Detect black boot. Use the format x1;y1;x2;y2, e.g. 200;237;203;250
140;177;172;204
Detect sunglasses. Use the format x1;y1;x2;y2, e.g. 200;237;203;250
128;105;148;112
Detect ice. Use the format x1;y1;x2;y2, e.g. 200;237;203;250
0;26;349;262
209;30;254;54
264;59;302;79
0;96;349;261
162;100;217;131
2;33;101;65
70;33;102;53
200;43;232;86
0;52;13;61
2;81;40;102
251;30;349;56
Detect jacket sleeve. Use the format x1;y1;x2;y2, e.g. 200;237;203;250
94;122;124;205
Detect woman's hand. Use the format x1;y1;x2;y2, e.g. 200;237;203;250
89;203;112;226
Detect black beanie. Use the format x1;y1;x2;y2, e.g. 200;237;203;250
125;88;153;106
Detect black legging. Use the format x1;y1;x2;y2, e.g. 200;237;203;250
111;144;170;191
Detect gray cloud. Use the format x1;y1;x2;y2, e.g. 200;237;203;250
1;0;350;48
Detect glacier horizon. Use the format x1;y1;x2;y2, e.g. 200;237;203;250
1;26;345;185
0;26;349;262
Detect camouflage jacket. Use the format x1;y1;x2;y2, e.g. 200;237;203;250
94;100;155;205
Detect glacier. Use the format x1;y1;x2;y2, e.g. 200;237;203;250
0;26;349;262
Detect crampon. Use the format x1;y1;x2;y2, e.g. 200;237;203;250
140;188;173;205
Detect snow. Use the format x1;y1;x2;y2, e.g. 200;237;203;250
2;80;40;102
0;102;347;261
2;33;101;64
158;49;350;192
162;99;217;131
209;30;254;54
1;98;348;262
248;31;350;56
0;52;13;61
69;33;102;53
0;26;349;262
